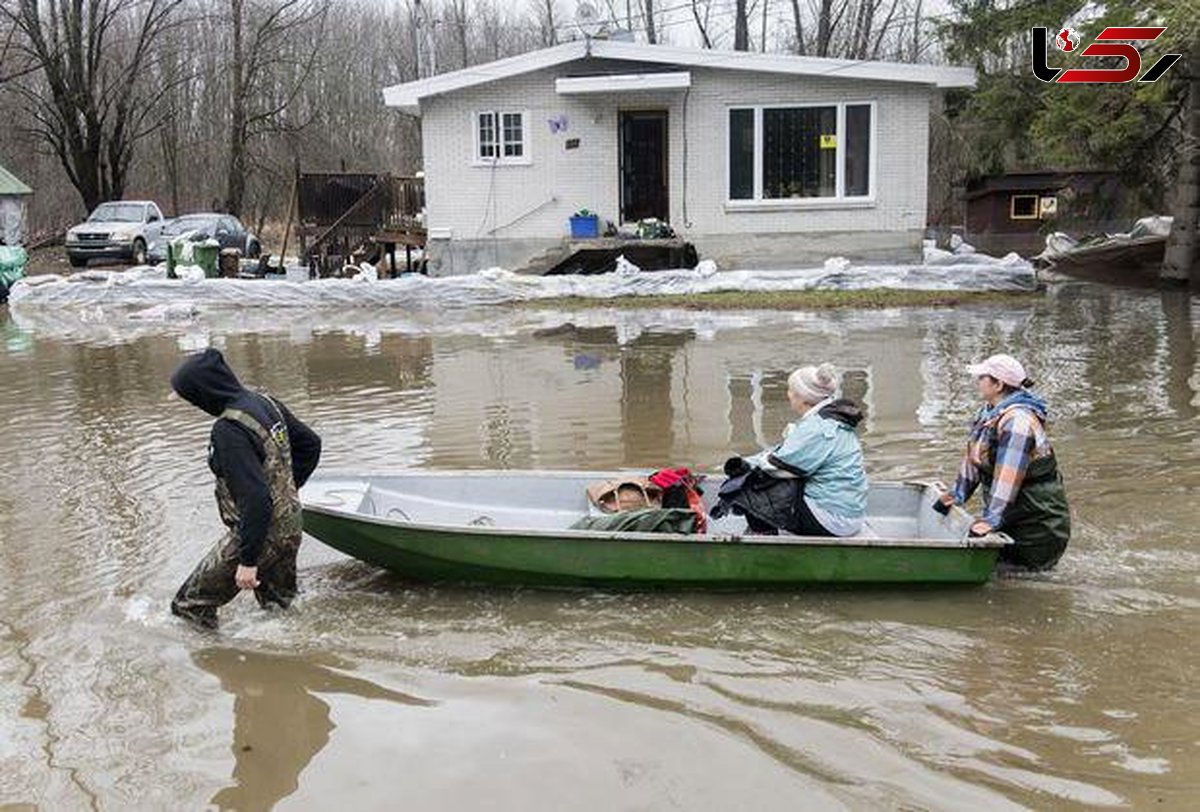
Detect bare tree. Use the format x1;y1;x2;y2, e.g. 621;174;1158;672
642;0;656;43
761;0;770;52
734;0;750;50
224;0;329;216
535;0;558;46
815;0;849;58
910;0;923;61
691;0;715;48
446;0;471;68
1;0;184;211
789;0;805;54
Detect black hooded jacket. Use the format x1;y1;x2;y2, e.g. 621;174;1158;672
171;348;322;565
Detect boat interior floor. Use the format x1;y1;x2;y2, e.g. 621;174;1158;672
303;475;961;541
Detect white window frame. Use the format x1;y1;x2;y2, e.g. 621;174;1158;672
1010;194;1039;220
472;109;531;166
725;101;877;209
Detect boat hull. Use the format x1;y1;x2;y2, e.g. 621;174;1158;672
301;508;1001;589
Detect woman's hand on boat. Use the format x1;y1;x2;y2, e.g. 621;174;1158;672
938;492;955;507
235;565;260;590
969;520;994;536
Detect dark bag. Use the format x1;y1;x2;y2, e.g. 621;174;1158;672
712;457;807;535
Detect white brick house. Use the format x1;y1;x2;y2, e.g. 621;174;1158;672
383;40;974;276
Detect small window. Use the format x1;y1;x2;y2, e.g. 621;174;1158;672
729;108;755;200
844;104;871;197
502;113;524;158
478;112;498;160
476;111;527;163
1010;195;1039;220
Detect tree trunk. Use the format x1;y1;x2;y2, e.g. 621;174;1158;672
455;2;469;69
1162;39;1199;287
643;0;656;44
911;0;923;61
761;0;770;52
816;0;833;57
734;0;749;51
225;0;247;216
691;1;713;48
543;0;558;46
790;0;805;55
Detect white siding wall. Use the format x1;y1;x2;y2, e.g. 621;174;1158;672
421;64;684;241
418;60;932;267
685;68;930;235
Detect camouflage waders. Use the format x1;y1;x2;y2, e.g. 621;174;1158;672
172;396;305;628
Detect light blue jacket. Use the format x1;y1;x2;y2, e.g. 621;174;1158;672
749;398;868;520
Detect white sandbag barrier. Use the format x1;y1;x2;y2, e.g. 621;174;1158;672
7;246;1036;313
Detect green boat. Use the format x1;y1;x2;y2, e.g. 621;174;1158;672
300;471;1011;589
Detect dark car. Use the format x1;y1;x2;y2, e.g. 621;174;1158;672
148;213;261;262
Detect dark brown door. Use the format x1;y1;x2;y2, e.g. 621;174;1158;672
620;111;668;224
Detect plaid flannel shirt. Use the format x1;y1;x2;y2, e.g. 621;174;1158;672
952;406;1048;528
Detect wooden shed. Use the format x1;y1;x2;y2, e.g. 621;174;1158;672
964;169;1122;257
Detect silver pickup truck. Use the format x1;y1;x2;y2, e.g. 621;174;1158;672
65;201;166;267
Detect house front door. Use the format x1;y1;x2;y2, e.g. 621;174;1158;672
619;110;668;225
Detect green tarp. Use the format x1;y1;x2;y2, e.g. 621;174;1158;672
570;508;698;535
0;246;28;299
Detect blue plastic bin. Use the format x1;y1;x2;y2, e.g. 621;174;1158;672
569;214;600;239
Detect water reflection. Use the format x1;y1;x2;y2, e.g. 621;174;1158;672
194;647;433;812
1161;290;1197;420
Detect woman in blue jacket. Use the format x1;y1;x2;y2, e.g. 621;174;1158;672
716;363;868;536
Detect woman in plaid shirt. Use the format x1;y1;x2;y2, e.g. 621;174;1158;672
938;354;1071;570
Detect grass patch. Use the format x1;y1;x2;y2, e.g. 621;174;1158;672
524;288;1038;311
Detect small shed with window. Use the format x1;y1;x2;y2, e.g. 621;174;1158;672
964;169;1122;257
0;163;33;246
383;40;974;275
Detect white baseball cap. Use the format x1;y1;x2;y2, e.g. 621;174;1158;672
966;353;1028;389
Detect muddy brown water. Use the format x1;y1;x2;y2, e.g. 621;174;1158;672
1;283;1197;810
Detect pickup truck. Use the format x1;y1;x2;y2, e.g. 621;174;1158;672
65;201;166;267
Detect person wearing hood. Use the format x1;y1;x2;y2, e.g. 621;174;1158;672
938;354;1070;570
714;363;868;537
169;348;322;628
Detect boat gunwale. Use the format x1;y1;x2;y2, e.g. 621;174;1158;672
301;471;1013;551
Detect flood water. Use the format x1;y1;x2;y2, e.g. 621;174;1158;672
1;283;1197;810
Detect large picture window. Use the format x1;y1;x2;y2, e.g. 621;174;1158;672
728;102;874;203
475;110;529;164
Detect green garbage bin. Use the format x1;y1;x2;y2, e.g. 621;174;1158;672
191;242;220;279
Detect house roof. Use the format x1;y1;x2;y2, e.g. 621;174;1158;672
0;163;33;196
382;39;976;113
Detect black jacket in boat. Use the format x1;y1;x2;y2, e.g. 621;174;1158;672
171;348;322;564
713;400;864;534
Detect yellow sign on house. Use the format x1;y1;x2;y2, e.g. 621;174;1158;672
819;134;837;149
